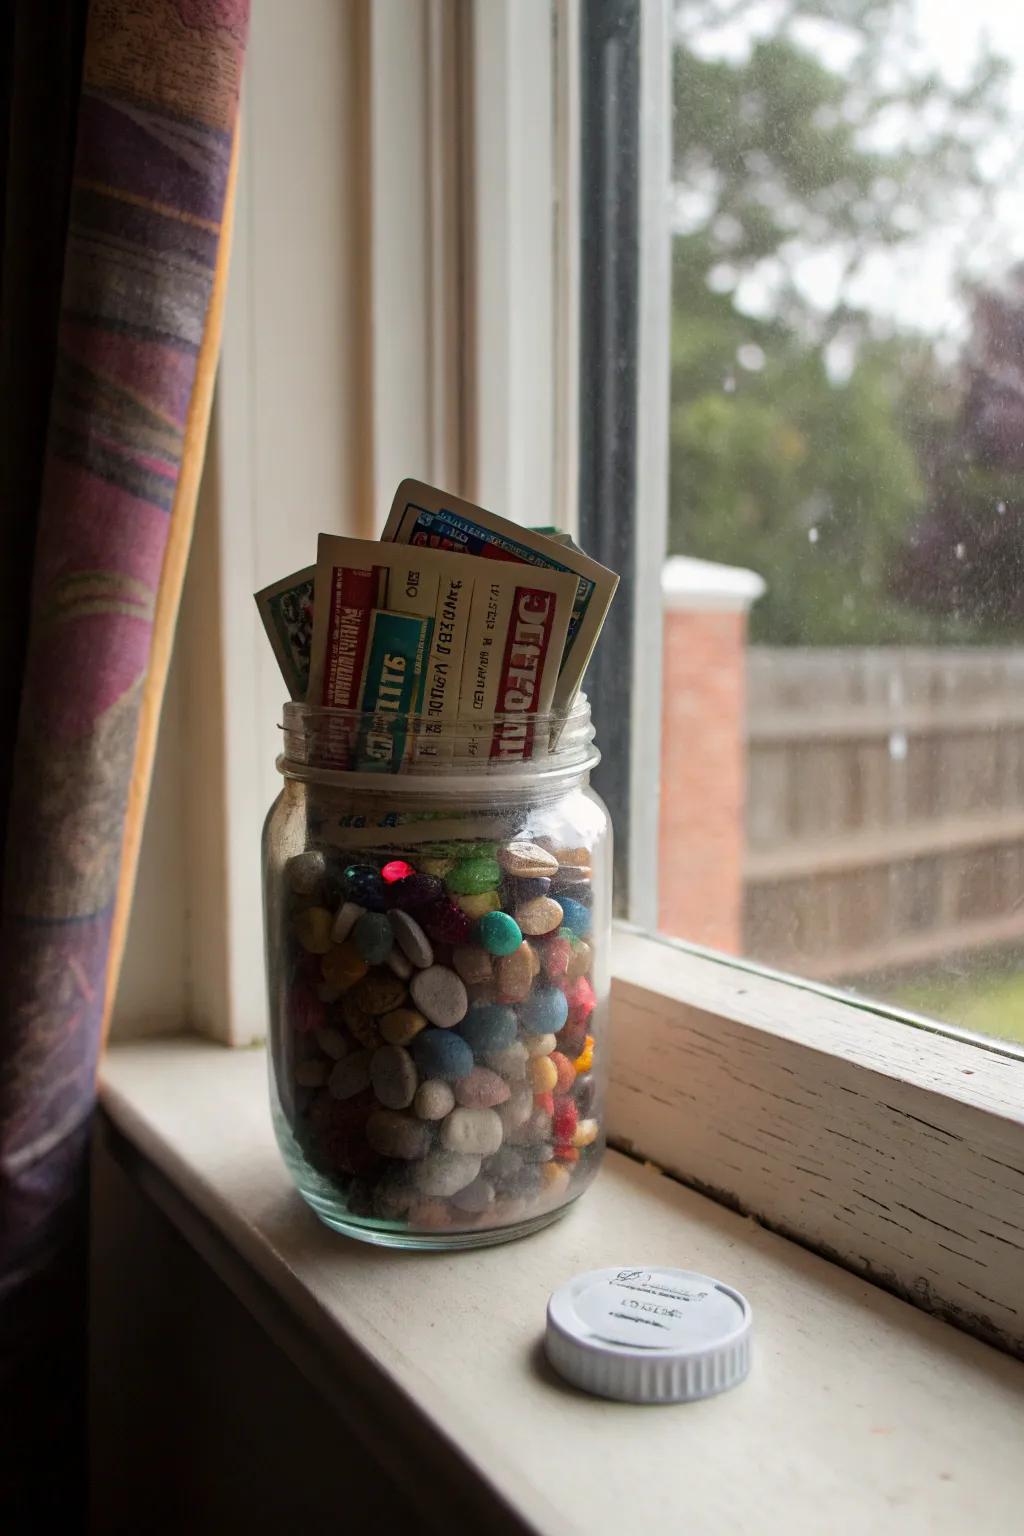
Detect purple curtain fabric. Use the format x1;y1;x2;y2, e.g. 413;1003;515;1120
0;2;249;1523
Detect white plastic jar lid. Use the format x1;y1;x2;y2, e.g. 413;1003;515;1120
545;1266;752;1404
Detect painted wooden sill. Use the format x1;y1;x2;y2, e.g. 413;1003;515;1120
100;1037;1024;1536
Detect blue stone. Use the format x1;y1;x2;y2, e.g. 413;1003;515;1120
518;984;568;1035
411;1029;474;1081
344;864;387;912
458;1002;518;1053
557;897;591;937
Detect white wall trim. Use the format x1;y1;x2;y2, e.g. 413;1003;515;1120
626;0;673;932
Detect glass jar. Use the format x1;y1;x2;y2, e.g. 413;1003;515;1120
262;697;610;1249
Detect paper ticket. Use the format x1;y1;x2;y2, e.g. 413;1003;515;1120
459;564;576;761
254;565;315;700
382;480;618;711
356;610;432;772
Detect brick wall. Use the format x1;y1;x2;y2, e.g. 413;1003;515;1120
657;559;762;953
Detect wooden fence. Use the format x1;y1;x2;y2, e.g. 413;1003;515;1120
743;648;1024;980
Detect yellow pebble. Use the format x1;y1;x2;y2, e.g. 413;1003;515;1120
293;906;334;954
419;857;453;877
574;1035;595;1074
457;889;501;919
321;939;368;990
573;1117;599;1148
541;1163;571;1196
528;1054;558;1093
379;1007;428;1046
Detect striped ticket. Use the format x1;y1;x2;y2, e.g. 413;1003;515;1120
459;564;576;761
382;480;618;711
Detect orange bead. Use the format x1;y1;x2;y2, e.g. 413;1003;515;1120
550;1050;576;1095
321;938;369;990
574;1035;595;1074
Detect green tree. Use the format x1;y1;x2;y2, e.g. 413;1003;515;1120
669;0;1012;644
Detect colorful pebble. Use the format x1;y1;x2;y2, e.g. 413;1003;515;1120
389;909;434;969
518;984;569;1035
370;1045;418;1110
574;1035;595;1074
550;1051;576;1095
452;945;492;985
365;1110;431;1160
350;970;407;1015
454;1067;511;1109
329;1051;372;1100
414;1079;456;1120
445;855;501;895
498;841;559;878
458;1002;517;1053
558;897;591;937
293;907;334;954
381;858;415;883
331;900;365;944
320;940;368;991
344;864;387;911
457;889;502;920
353;911;393;965
494;941;532;999
414;1150;482;1197
528;1055;558;1094
477;910;522;956
514;896;563;937
379;1007;428;1046
410;964;468;1028
441;1107;504;1157
552;1097;578;1144
288;849;327;897
410;1028;474;1081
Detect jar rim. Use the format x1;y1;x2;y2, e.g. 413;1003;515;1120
277;693;599;792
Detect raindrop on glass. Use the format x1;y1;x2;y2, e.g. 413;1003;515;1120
808;527;819;544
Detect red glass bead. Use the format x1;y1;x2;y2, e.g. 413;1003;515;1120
381;858;416;884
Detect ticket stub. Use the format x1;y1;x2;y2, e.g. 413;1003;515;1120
459;565;576;760
356;610;432;772
383;480;618;711
254;565;315;699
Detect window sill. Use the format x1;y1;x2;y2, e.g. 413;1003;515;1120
100;1036;1024;1536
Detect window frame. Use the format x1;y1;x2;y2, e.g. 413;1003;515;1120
115;0;1024;1357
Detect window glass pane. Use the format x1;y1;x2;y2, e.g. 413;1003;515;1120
662;0;1024;1046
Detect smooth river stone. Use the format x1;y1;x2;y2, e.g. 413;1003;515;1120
514;896;564;937
495;1082;533;1133
498;841;559;878
495;943;533;1001
353;911;393;965
450;1176;495;1214
441;1107;504;1157
386;947;413;980
452;945;492;986
331;900;366;945
370;1045;418;1110
350;970;407;1016
365;1110;431;1160
445;856;501;895
518;984;569;1035
293;907;334;954
287;850;327;897
458;1002;517;1053
389;909;434;969
482;1041;529;1081
454;1067;511;1109
379;1007;428;1046
328;1050;372;1100
410;964;468;1028
413;1150;482;1197
414;1079;456;1120
524;1032;556;1058
410;1028;474;1081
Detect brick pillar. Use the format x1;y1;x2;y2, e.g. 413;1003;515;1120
658;557;765;953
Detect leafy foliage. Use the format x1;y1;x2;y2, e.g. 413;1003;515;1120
669;0;1014;643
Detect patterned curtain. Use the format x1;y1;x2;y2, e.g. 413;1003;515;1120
0;1;249;1523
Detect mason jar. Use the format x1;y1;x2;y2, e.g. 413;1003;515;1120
262;697;610;1249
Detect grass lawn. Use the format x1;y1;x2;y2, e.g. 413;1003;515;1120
889;961;1024;1047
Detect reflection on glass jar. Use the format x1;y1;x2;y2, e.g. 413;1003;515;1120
262;698;611;1250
